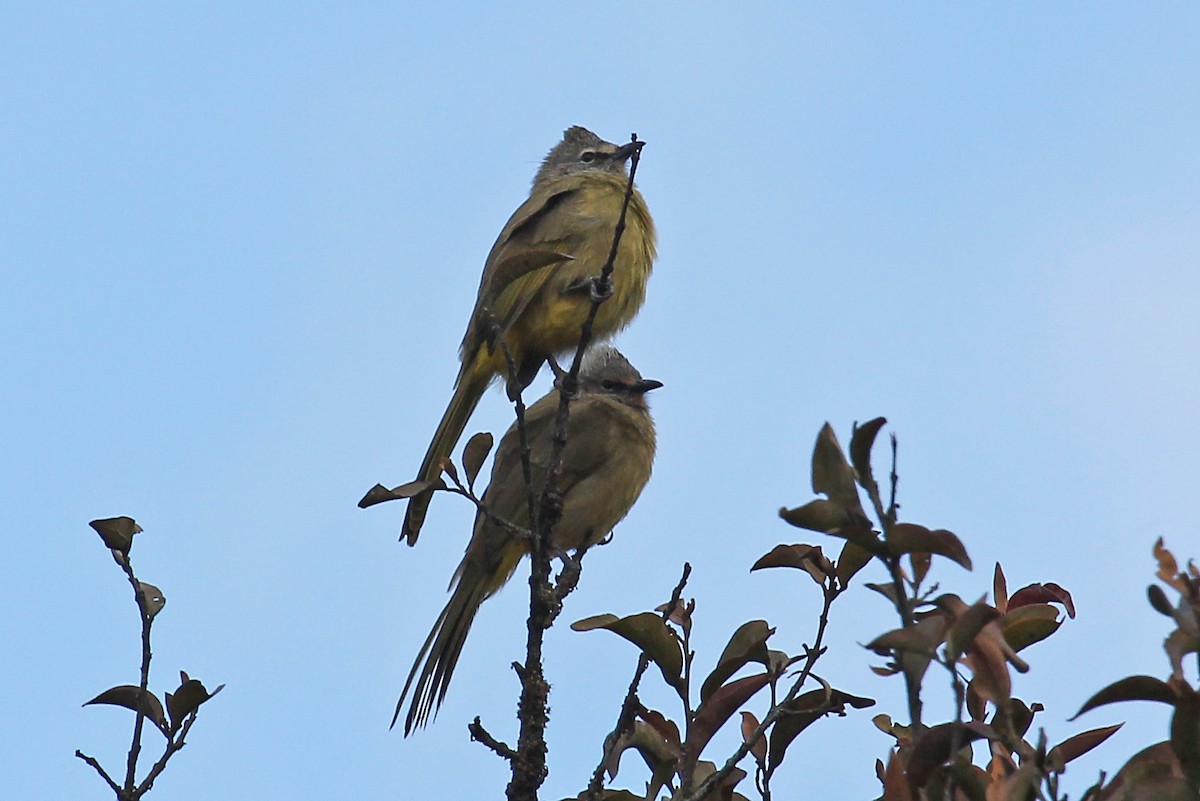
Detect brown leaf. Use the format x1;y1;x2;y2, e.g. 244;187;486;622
1169;691;1200;787
1008;582;1075;618
946;601;1002;662
906;721;993;789
700;620;773;703
357;479;441;508
836;540;873;585
461;432;493;490
888;524;972;570
684;673;772;761
1149;584;1176;617
572;612;684;693
993;563;1009;613
83;685;168;735
811;423;861;510
1072;675;1178;719
137;582;166;619
909;552;932;586
766;687;874;777
1048;723;1123;770
1095;741;1193;801
740;711;766;769
778;500;862;534
881;749;915;801
850;417;887;489
751;544;832;585
165;676;222;731
89;516;142;553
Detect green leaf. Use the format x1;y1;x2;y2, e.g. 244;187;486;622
836;541;873;585
1073;675;1178;719
89;516;142;553
700;620;773;703
887;524;972;570
751;544;832;585
572;612;684;692
1000;603;1061;652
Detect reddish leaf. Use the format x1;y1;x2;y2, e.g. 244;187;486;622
89;516;142;553
1073;675;1178;719
684;673;772;760
700;620;773;703
1008;583;1075;618
887;524;972;570
1048;724;1123;770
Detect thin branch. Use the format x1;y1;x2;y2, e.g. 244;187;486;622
679;579;841;801
506;135;644;801
471;717;518;762
585;563;691;801
134;712;200;797
115;554;154;795
75;750;122;797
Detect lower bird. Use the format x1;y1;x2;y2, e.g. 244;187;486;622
396;346;660;733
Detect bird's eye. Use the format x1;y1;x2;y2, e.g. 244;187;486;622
600;379;617;391
580;151;597;163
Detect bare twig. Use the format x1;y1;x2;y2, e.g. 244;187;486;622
75;750;122;796
585;563;691;800
471;717;518;762
679;578;841;801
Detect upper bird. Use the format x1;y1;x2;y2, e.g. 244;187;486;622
400;126;657;545
397;346;661;733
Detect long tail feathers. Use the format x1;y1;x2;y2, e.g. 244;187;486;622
402;361;491;545
394;575;487;734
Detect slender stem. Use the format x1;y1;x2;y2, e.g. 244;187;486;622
679;580;841;801
507;136;644;801
114;555;154;796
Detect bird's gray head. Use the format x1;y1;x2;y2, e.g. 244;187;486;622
579;346;662;409
533;126;643;186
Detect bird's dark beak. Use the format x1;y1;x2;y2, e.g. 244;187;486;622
611;140;644;162
633;378;663;394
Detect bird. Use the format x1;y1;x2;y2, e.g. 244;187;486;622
399;126;656;545
396;346;660;733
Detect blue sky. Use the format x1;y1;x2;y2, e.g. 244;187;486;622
3;4;1199;799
